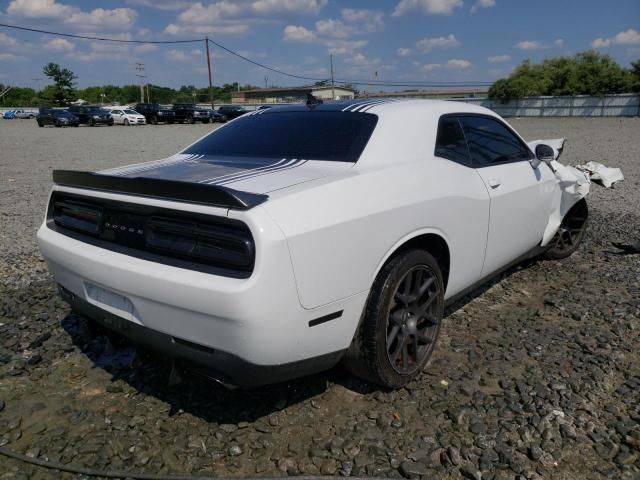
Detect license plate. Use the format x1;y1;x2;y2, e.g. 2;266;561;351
84;282;136;322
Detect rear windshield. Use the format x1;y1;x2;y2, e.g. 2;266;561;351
184;111;378;162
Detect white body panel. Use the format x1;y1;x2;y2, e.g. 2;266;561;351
37;100;589;379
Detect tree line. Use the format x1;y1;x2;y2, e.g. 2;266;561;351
1;63;257;107
489;51;640;102
2;53;639;107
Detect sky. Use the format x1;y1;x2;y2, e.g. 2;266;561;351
0;0;638;91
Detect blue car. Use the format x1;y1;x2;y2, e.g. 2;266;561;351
3;110;16;119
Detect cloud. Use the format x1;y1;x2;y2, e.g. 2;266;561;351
421;63;441;72
554;38;564;47
0;33;19;47
591;38;611;48
470;0;495;14
592;28;640;48
6;0;137;30
164;23;249;35
397;47;412;57
44;38;75;51
416;34;460;53
283;25;316;42
447;58;471;68
392;0;463;16
614;28;640;45
133;43;158;54
165;48;202;62
165;0;327;35
0;52;20;61
345;52;381;67
125;0;191;10
487;54;510;63
283;8;382;54
515;40;547;50
340;8;384;33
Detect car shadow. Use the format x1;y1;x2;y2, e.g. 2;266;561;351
59;257;538;424
60;312;377;424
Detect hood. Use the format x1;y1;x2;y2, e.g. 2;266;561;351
99;154;353;195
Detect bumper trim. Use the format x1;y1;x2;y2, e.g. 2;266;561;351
59;285;345;387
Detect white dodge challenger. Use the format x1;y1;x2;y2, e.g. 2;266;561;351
37;99;590;388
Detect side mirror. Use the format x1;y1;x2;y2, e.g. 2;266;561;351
531;144;555;168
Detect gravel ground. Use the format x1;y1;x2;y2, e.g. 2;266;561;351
0;118;639;480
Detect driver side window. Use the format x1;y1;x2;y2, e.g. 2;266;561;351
458;116;533;167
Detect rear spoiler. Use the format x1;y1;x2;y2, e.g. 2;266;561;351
52;170;268;211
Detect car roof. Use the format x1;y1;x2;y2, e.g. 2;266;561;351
255;98;494;118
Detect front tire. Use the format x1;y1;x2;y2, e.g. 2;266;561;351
543;198;589;260
37;121;43;127
344;249;444;388
124;119;129;126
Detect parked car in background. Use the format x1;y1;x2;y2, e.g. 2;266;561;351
3;110;16;119
217;105;249;120
68;105;113;126
36;108;79;127
108;108;146;126
172;103;211;124
37;99;592;388
134;103;175;124
208;110;227;123
14;109;36;119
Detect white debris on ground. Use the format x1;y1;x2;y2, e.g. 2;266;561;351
574;161;625;188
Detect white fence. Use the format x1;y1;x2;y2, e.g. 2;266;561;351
452;94;640;117
3;94;639;117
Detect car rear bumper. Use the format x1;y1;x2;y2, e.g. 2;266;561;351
37;194;367;384
60;285;344;387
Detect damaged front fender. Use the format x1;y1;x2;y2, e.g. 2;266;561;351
528;138;591;246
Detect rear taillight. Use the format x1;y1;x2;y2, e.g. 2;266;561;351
145;217;254;271
47;192;255;277
53;200;103;236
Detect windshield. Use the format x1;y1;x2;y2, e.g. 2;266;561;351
183;111;378;163
88;107;108;113
56;111;74;117
123;109;138;115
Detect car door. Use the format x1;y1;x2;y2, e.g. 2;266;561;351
458;115;557;276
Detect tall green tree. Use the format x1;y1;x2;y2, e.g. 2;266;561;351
489;51;636;102
42;62;77;106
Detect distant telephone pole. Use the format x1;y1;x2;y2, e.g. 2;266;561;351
205;37;214;108
330;53;335;100
135;62;146;103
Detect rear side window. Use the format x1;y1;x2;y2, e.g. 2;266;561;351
435;116;471;166
184;111;378;163
459;116;532;166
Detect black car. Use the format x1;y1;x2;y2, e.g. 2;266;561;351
36;108;80;127
172;103;211;124
217;105;250;120
208;110;227;123
67;105;113;126
134;103;175;125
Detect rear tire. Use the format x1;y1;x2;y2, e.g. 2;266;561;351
202;118;210;124
151;115;158;125
187;115;195;124
343;249;444;388
543;198;589;260
89;119;95;127
37;121;43;127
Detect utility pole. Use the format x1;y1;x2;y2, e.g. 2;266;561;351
205;37;214;109
330;53;335;100
135;63;146;103
264;75;268;88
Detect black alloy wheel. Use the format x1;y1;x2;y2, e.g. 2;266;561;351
543;198;589;260
343;249;444;388
386;265;441;375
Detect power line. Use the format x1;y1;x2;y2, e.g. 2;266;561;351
0;22;494;88
0;22;201;44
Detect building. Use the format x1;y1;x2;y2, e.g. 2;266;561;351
361;89;488;99
231;85;356;104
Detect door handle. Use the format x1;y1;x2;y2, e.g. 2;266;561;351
488;178;501;189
